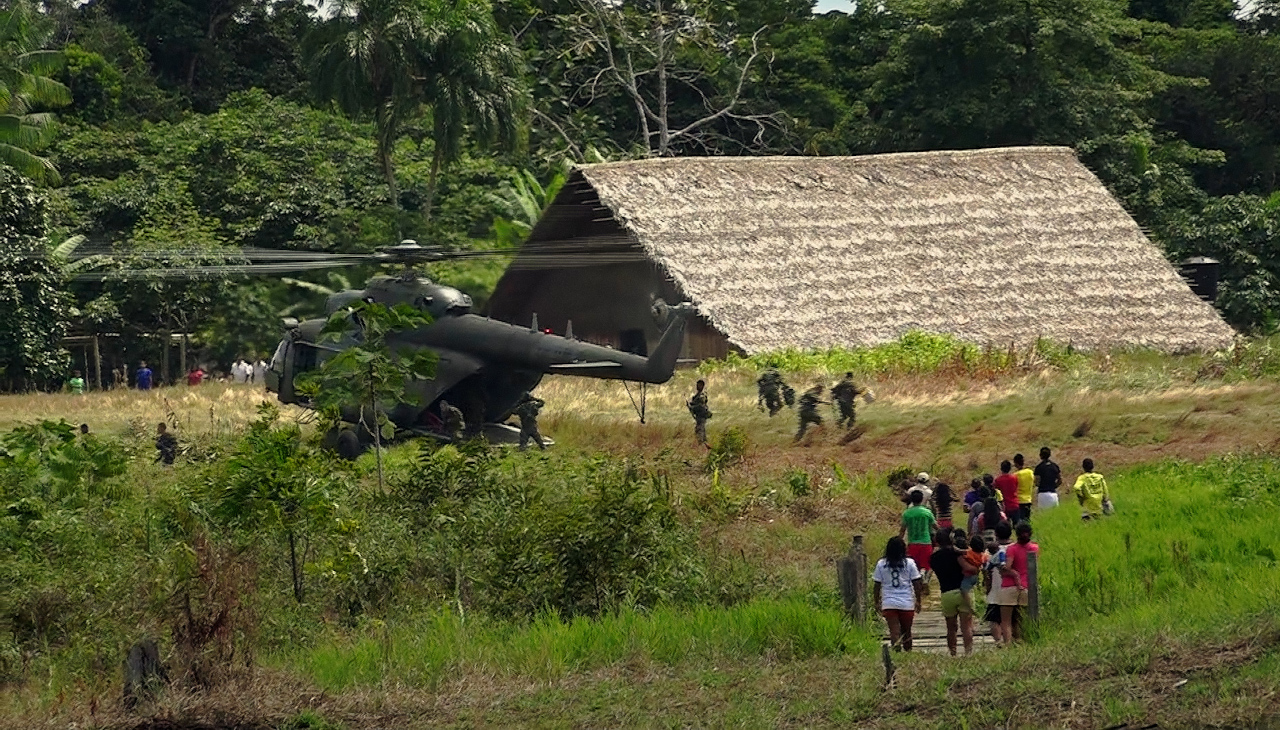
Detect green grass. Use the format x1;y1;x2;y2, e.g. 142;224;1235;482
296;597;880;691
10;363;1280;727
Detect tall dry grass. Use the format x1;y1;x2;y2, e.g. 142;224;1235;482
0;383;304;436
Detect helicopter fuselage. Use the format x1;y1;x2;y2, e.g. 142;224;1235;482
265;273;691;440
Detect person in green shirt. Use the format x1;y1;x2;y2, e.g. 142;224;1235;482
899;490;939;589
1013;453;1035;523
68;370;85;395
1073;458;1112;520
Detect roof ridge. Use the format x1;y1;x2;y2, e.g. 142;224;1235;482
576;146;1077;171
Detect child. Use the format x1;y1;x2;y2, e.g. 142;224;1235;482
984;522;1015;645
1073;457;1112;520
959;534;987;613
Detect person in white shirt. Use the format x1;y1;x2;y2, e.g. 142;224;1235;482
873;536;924;652
231;359;251;384
252;358;268;385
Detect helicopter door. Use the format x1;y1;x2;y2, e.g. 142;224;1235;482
619;329;648;356
267;338;290;400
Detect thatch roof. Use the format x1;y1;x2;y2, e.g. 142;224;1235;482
519;147;1236;353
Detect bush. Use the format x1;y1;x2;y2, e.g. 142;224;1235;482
393;446;708;618
705;426;749;472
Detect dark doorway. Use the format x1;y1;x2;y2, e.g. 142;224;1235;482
619;329;648;356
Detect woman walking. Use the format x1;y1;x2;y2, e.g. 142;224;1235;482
873;536;924;652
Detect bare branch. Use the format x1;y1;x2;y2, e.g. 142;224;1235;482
531;108;585;162
667;26;768;144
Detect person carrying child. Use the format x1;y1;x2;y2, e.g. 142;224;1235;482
929;528;973;656
959;533;988;617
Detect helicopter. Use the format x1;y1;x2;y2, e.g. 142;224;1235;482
56;240;692;455
268;244;692;454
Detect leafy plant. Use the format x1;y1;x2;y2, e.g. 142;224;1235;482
213;404;343;603
297;300;438;489
705;426;749;473
786;467;811;498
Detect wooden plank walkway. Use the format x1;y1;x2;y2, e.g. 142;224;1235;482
876;582;998;654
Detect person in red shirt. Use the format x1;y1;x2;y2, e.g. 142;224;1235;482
187;366;205;386
993;460;1020;517
997;522;1039;643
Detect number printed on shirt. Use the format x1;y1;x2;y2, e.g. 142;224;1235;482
890;568;901;588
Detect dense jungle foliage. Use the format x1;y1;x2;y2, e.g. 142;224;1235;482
1;0;1280;388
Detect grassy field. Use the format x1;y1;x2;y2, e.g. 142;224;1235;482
4;343;1280;729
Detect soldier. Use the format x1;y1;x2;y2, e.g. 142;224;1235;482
514;392;546;451
795;384;827;442
154;422;178;465
440;400;466;441
830;371;865;429
756;367;787;417
687;379;712;446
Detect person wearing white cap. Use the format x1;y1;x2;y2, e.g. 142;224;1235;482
908;472;934;505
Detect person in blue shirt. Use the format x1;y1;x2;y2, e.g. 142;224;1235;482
136;361;153;390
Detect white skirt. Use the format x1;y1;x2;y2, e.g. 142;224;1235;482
1037;492;1060;509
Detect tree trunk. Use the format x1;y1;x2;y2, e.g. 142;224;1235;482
654;0;670;155
288;529;303;603
375;105;401;213
424;142;444;223
371;363;384;492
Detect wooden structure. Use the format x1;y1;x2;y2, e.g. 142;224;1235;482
841;535;1040;655
487;148;1233;363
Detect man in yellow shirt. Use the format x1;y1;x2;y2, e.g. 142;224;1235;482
1013;453;1035;523
1073;458;1112;520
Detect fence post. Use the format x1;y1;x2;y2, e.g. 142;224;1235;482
837;534;867;624
1027;551;1040;622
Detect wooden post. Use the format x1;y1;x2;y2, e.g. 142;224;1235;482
161;330;171;386
854;535;867;622
92;335;102;391
1027;551;1040;622
179;333;188;381
837;534;867;624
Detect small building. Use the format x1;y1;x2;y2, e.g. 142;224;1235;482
486;147;1234;359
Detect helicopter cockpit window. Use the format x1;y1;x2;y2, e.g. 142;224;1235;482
294;343;318;373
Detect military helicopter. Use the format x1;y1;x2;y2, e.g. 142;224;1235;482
57;240;691;455
267;243;692;454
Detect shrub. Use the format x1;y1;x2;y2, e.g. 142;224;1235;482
705;426;749;472
393;447;708;618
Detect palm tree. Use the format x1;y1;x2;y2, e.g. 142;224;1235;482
306;0;526;216
0;0;70;183
421;6;527;218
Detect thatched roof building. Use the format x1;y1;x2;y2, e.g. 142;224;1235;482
487;147;1234;359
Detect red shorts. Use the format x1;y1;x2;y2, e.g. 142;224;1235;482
907;542;933;571
938;518;953;530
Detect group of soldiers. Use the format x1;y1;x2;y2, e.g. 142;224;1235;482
442;368;869;452
687;369;874;446
438;391;546;450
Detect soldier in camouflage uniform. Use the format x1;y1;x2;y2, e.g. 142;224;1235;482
440;399;465;441
756;367;788;417
830;372;865;429
794;385;828;442
514;392;546;451
687;379;712;446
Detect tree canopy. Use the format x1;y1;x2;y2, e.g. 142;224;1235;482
1;0;1279;388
